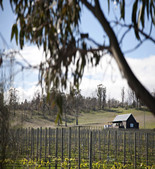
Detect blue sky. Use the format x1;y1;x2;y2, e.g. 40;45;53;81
80;2;155;59
0;1;155;101
1;0;155;58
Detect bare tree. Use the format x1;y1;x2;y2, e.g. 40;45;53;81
9;87;19;116
97;84;106;110
121;87;125;107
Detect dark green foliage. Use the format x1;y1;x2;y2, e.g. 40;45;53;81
8;0;83;92
132;0;155;40
11;23;18;45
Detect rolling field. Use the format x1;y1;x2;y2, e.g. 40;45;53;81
11;108;155;129
77;108;155;129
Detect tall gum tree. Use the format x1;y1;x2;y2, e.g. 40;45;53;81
0;0;155;115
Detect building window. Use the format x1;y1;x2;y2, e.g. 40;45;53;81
130;123;134;128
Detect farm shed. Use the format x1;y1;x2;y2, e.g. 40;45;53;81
111;113;139;129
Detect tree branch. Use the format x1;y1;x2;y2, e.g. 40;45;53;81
77;45;110;54
112;21;155;43
81;0;95;13
82;0;155;114
124;38;147;54
119;27;132;45
78;36;106;48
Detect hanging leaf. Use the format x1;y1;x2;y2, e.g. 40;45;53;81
146;0;150;19
138;5;143;28
0;56;3;66
19;30;24;49
107;0;110;13
141;3;145;28
120;0;125;20
132;0;140;40
132;0;138;26
0;0;3;10
11;23;18;44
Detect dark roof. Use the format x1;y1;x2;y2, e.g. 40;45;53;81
113;114;132;122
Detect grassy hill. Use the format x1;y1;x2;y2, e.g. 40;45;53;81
78;108;155;129
10;107;155;129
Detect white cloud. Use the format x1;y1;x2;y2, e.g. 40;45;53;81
127;55;155;91
80;55;155;100
16;85;42;102
11;45;155;102
80;54;128;100
19;45;44;66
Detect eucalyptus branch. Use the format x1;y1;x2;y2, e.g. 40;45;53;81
119;26;132;45
77;36;103;47
81;0;95;13
149;22;153;37
124;38;147;54
112;21;155;43
87;37;103;47
135;25;155;43
77;45;110;54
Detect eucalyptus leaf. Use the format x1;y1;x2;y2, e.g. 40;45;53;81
11;23;18;44
0;0;3;10
120;0;125;20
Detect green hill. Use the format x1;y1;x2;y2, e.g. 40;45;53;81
10;107;155;129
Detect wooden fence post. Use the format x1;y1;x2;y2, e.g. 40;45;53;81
28;127;30;160
123;132;126;166
115;130;117;161
31;128;34;160
137;132;140;161
40;127;42;161
146;133;148;167
26;128;28;157
68;127;71;169
55;128;58;169
20;128;23;155
89;131;92;169
78;126;81;169
107;130;110;162
88;130;89;159
134;132;136;169
61;128;64;164
93;131;95;161
45;128;47;162
49;128;51;156
98;130;101;160
49;128;51;169
36;128;39;161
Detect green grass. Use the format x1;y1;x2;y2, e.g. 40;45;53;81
76;108;155;129
10;108;155;129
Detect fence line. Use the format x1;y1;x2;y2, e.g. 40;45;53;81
4;127;155;168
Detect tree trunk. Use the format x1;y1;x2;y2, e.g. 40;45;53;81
83;0;155;115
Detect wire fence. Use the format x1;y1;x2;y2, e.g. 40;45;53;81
2;126;155;168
